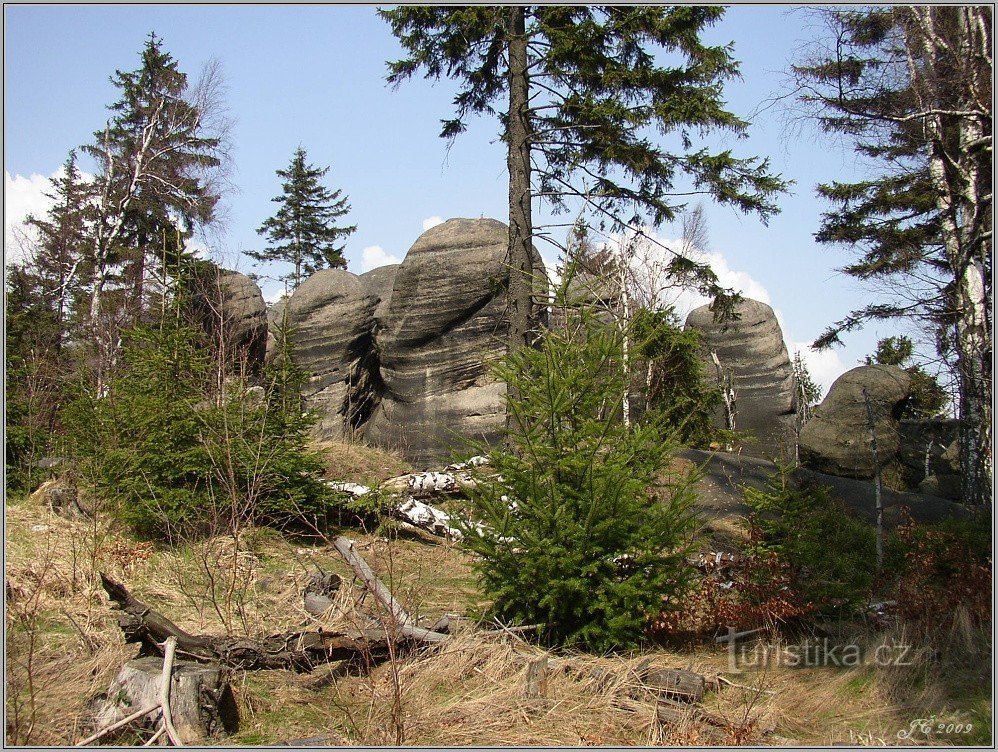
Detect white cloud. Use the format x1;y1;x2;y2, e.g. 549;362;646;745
786;338;848;399
360;244;401;273
5;167;94;269
4;170;55;267
421;216;444;232
262;285;287;307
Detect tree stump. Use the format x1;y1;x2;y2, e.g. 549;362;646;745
524;656;549;698
91;657;238;743
29;479;88;517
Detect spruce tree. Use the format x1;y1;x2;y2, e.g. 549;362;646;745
249;147;356;290
381;7;787;351
23;151;94;345
459;264;698;652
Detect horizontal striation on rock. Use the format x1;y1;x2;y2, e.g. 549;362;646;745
279;268;379;439
360;263;400;326
367;217;544;466
685;298;796;460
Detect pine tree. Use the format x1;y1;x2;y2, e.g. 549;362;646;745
248;147;356;290
792;7;992;505
381;7;787;352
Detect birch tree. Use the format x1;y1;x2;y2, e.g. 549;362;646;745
793;6;992;505
82;33;229;387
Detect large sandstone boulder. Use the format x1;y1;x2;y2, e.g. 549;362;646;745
276;269;379;438
799;365;913;479
365;218;546;466
194;269;268;374
685;299;796;459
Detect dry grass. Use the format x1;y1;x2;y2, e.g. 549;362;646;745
312;438;414;486
6;480;991;747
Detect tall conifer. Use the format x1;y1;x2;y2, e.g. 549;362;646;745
249;147;356;290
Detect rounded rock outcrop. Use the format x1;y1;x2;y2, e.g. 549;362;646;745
276;268;379;438
798;364;913;479
365;217;546;465
360;263;400;326
194;268;268;374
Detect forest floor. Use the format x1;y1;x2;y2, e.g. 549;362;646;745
5;441;992;747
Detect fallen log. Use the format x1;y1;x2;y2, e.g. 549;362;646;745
330;536;450;644
100;573;399;672
327;482;468;540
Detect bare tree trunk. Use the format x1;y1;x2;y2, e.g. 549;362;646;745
862;388;884;573
504;6;534;434
506;6;533;349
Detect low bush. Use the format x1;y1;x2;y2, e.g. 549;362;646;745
62;319;340;540
743;465;877;612
649;543;815;639
886;509;992;628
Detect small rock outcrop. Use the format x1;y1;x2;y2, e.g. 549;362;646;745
195;269;268;374
899;418;961;499
365;218;546;465
685;299;796;459
276;269;379;438
799;365;913;479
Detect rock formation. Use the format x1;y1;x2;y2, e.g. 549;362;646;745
365;218;546;465
360;263;400;326
275;268;379;439
798;365;913;479
684;299;796;460
195;269;268;374
900;419;961;500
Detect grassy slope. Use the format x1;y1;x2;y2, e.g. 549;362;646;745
5;440;991;746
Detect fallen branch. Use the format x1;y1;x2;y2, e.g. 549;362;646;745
715;675;777;696
331;537;412;626
142;725;166;747
159;637;182;746
100;573;399;671
76;703;160;746
330;536;450;643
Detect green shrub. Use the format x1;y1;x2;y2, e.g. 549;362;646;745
63;318;339;539
630;306;723;448
459;274;699;652
744;465;877;611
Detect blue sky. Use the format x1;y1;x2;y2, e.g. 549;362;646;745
4;4;904;393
